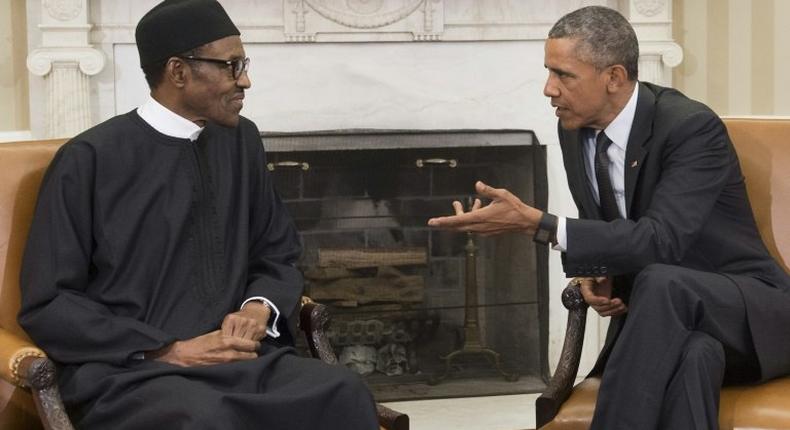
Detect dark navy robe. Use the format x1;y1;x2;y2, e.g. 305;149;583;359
18;111;377;429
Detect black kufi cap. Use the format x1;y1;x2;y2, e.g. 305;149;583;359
135;0;240;67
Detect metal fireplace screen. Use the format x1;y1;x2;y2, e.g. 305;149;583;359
263;129;549;401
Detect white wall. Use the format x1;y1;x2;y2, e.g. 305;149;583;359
114;41;556;134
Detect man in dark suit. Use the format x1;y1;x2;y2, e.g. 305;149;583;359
429;6;790;429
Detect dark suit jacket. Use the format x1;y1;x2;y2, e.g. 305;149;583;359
558;81;790;381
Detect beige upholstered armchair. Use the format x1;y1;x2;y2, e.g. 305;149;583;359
536;118;790;429
0;139;407;430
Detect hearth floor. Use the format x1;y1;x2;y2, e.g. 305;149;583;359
370;375;545;402
382;393;538;430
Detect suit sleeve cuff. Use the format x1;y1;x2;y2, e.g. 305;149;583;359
241;297;281;338
553;216;568;252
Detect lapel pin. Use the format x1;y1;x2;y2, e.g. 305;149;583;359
630;160;639;168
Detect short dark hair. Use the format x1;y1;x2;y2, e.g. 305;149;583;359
548;6;639;81
141;47;202;90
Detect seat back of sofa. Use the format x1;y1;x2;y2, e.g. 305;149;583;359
0;140;66;338
0;139;66;429
723;117;790;273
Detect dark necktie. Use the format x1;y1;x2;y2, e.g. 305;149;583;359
594;130;621;221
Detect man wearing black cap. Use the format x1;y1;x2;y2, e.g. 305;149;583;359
18;1;379;429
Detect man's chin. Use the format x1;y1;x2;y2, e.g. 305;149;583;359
215;114;241;128
559;118;583;130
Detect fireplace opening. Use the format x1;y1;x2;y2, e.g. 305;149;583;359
263;129;549;401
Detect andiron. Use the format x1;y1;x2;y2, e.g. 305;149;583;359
429;212;519;385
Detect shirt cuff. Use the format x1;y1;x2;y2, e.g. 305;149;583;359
553;216;568;252
241;296;281;338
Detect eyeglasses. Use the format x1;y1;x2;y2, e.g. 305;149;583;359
179;56;250;80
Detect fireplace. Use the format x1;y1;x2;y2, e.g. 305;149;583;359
264;129;549;401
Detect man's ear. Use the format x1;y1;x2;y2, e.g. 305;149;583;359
606;64;630;93
164;58;189;89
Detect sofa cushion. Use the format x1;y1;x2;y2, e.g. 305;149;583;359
543;376;790;430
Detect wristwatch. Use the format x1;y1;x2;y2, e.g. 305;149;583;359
533;212;558;246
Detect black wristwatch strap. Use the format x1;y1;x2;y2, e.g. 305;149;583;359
533;212;558;246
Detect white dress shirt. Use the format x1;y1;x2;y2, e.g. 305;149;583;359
137;96;282;338
555;84;639;251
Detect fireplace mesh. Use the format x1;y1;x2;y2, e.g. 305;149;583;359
263;130;549;401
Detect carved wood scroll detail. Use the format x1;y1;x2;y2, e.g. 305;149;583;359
535;280;589;427
23;357;75;430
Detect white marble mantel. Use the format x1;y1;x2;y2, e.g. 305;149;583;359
25;0;682;387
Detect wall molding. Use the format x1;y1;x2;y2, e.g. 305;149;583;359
27;47;105;77
26;0;105;138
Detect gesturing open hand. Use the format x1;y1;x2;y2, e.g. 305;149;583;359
427;181;543;236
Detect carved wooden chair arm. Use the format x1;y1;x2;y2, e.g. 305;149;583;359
299;296;338;364
0;328;74;430
0;329;44;386
535;278;590;428
298;296;410;430
376;404;410;430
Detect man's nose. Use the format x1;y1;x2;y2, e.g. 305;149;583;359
543;77;559;98
237;71;251;89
